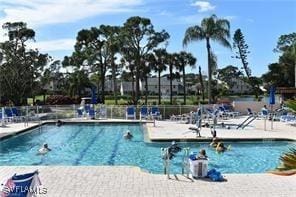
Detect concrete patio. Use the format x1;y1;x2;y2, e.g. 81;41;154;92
0;166;295;197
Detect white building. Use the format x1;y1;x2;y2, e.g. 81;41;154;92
228;78;253;94
105;77;185;95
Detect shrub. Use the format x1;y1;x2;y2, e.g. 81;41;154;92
46;95;76;105
286;100;296;112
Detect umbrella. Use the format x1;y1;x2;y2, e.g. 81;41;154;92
269;86;276;105
91;87;97;104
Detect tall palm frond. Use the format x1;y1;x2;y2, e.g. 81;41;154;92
183;26;205;47
277;147;296;171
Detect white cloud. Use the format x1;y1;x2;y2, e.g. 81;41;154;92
0;0;142;27
191;1;215;12
224;15;237;21
28;38;76;52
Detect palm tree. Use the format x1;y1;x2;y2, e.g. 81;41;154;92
176;51;196;105
167;53;180;105
276;147;296;172
99;25;121;105
153;49;168;104
142;54;154;105
183;14;231;103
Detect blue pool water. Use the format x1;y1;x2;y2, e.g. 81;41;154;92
0;123;294;174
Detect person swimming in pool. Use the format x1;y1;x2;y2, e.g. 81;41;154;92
216;142;227;153
196;149;208;160
124;131;133;140
210;137;219;148
38;143;52;155
56;120;63;127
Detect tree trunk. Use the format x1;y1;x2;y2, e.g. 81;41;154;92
183;66;186;105
100;66;105;104
145;76;148;105
43;93;46;105
158;70;161;105
131;70;135;103
111;56;118;105
206;38;212;104
170;65;173;105
96;72;101;103
199;66;205;102
135;57;140;105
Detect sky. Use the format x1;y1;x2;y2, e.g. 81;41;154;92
0;0;295;76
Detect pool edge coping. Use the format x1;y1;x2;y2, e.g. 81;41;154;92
1;121;296;143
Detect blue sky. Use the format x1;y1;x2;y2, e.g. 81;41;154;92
0;0;295;76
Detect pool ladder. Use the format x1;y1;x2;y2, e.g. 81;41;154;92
181;147;190;178
161;147;190;179
161;148;170;179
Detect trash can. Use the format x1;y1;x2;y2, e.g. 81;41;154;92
189;159;208;178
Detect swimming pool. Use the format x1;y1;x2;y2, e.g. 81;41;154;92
0;123;294;174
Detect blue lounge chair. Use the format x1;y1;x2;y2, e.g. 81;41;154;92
247;108;256;115
77;109;83;118
11;107;25;122
151;106;162;120
84;105;91;113
140;106;149;120
4;108;14;122
0;171;41;197
126;106;136;119
258;109;269;119
89;108;96;119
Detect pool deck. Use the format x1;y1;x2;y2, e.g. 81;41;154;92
0;166;295;197
1;117;296;196
147;117;296;141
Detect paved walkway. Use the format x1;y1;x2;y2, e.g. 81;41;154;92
0;166;295;197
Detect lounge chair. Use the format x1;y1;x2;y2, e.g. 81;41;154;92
76;109;83;118
140;106;149;120
247;108;256;116
11;107;25;122
151;106;162;120
126;106;136;119
221;105;240;118
88;108;96;119
0;170;41;197
4;108;14;122
258;109;269;119
84;105;91;113
280;114;296;123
